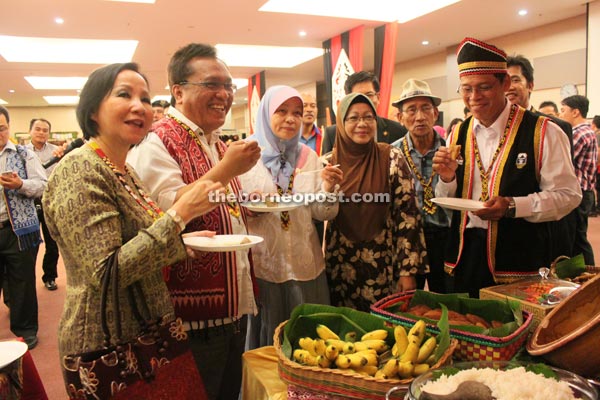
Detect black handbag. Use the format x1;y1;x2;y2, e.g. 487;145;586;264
62;250;207;400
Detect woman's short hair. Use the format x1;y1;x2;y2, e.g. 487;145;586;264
77;63;148;139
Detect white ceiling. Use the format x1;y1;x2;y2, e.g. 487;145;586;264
1;0;588;108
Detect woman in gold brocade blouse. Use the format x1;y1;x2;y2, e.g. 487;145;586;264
43;63;222;398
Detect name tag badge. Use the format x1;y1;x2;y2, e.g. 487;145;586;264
516;153;527;169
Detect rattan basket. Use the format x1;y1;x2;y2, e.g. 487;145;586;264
274;320;458;400
371;291;533;362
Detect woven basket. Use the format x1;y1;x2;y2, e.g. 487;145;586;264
371;291;533;362
274;321;458;400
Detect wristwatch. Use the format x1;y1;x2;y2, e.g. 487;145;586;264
504;197;516;218
166;209;186;232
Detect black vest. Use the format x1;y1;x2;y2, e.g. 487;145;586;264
446;104;553;282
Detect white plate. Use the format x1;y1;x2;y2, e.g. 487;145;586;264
0;341;28;368
432;197;485;212
242;202;302;213
183;234;263;252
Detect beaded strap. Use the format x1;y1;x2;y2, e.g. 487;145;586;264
88;141;163;220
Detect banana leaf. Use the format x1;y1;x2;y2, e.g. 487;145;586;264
396;290;523;337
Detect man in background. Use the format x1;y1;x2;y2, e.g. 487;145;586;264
392;79;451;293
0;106;47;349
592;115;600;216
321;71;407;154
26;118;60;290
539;100;560;117
560;95;597;265
128;43;260;400
505;54;576;259
151;99;170;122
299;93;322;155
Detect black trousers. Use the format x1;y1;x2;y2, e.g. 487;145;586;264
0;225;39;338
417;227;453;293
452;228;495;299
188;316;247;400
573;190;596;265
35;203;59;282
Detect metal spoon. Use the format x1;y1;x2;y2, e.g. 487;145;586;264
420;380;495;400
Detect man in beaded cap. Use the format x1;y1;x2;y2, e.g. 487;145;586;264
432;37;581;298
392;79;452;293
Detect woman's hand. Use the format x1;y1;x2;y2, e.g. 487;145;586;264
172;180;224;224
397;276;417;293
320;164;343;193
182;230;216;258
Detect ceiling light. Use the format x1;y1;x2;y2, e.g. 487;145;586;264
518;9;528;16
216;44;323;68
299;31;307;37
8;90;15;93
0;35;138;64
0;99;7;105
43;96;80;105
55;17;64;24
260;0;461;23
25;76;87;90
422;40;430;45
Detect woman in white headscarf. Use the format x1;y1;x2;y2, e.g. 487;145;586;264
240;85;342;349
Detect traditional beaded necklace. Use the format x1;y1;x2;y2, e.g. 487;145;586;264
88;141;164;220
401;138;437;215
472;105;517;201
167;115;241;219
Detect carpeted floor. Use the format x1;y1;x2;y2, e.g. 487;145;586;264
2;217;600;399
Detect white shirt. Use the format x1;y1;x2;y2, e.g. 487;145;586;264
435;101;582;228
239;152;339;283
26;141;59;176
127;108;257;317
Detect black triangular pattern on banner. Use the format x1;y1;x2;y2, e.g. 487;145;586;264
373;25;385;84
322;39;334;123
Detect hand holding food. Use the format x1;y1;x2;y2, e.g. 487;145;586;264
320;163;343;193
432;147;459;183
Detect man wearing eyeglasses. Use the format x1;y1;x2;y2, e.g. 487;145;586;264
321;71;407;155
392;79;452;294
432;37;581;298
128;43;260;400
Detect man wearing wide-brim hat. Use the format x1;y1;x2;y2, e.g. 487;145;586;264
392;79;452;294
432;37;582;298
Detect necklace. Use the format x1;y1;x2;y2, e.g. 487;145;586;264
472;106;516;201
88;141;164;220
167;115;241;219
276;172;295;230
401;138;437;215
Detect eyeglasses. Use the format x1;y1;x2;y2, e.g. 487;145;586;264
344;115;376;124
402;104;434;117
457;82;497;96
178;81;237;93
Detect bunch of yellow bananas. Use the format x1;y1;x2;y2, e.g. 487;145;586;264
374;320;438;380
292;324;390;376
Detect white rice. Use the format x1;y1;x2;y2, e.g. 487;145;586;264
419;366;576;400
